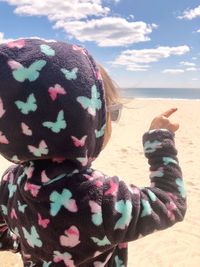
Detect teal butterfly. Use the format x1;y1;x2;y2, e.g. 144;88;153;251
42;110;67;133
17;170;26;185
22;226;42;248
11;155;20;164
140;199;152;217
50;189;77;216
17;201;27;213
42;261;52;267
95;124;106;138
1;204;8;215
40;44;55;56
28;140;49;157
143;140;162;154
8;182;17;199
147;190;157;202
115;256;125;267
176;178;186;198
91;236;111;246
15;93;37;115
89;201;103;226
163;157;178;166
77;85;102;116
9;59;46;82
114;200;132;229
61;67;78;80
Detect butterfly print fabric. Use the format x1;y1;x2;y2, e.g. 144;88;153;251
0;39;186;266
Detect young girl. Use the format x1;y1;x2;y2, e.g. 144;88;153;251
0;38;186;267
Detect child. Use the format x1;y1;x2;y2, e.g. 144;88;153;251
0;38;186;267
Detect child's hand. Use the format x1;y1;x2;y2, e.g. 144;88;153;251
149;108;179;133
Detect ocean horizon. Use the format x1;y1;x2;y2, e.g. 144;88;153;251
119;88;200;100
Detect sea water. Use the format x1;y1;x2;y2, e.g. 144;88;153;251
119;88;200;100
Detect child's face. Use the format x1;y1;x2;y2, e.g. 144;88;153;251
102;112;112;150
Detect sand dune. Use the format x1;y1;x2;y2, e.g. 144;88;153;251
0;99;200;266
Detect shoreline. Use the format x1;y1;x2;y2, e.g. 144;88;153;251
121;97;200;101
119;88;200;101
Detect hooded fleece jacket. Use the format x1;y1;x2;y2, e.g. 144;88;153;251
0;39;186;267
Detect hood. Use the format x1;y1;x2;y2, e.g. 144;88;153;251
0;38;106;170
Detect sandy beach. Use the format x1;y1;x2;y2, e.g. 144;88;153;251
0;98;200;267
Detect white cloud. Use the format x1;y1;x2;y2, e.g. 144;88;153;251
0;0;157;47
197;29;200;33
112;45;190;71
180;61;196;67
178;5;200;20
162;69;185;74
186;67;197;72
0;32;13;43
0;32;57;44
179;61;198;72
1;0;109;20
54;17;157;47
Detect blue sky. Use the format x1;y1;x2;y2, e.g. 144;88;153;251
0;0;200;88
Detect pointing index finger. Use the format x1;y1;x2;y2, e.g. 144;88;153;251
160;108;178;118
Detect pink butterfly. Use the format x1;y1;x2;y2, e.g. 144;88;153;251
38;213;50;228
0;97;5;118
2;172;10;181
48;84;66;101
92;170;104;179
7;60;22;70
3;172;14;182
71;135;87;147
118;242;128;249
128;186;140;195
24;183;41;197
95;180;103;188
96;70;102;81
0;131;9;144
83;174;94;181
21;251;31;260
60;226;80;248
104;180;118;196
166;202;177;220
21;122;32;136
41;170;50;183
25;166;34;179
10;208;18;219
72;45;87;56
89;201;101;214
94;252;112;267
54;251;75;267
7;39;25;49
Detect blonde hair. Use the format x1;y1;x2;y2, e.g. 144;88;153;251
98;64;119;107
98;64;120;149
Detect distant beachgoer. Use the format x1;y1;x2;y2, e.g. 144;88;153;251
0;38;186;266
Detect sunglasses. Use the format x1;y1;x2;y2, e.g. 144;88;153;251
108;103;123;122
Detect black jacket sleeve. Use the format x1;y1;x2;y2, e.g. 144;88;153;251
102;129;186;244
